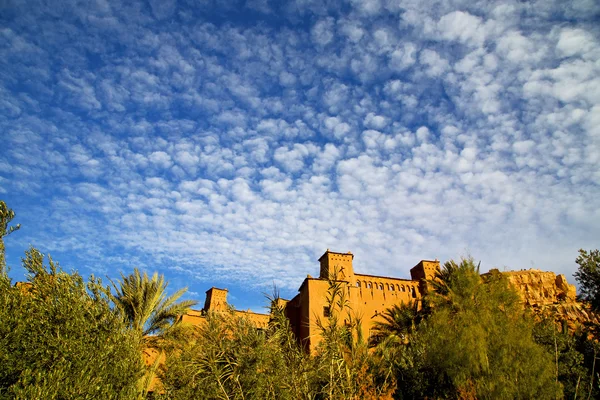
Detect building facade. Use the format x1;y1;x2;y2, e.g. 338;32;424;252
181;286;270;329
283;249;440;351
178;250;438;352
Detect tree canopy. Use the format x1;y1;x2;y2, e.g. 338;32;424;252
574;249;600;311
110;267;197;338
377;258;562;399
0;248;144;399
0;200;20;274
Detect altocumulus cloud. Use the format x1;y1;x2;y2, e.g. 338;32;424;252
1;0;600;304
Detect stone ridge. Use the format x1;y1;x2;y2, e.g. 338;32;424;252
493;269;598;332
500;269;577;306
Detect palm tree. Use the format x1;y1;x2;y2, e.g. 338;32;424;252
111;267;197;337
111;268;197;396
427;258;482;312
370;300;422;346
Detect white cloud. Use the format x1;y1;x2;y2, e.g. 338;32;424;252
364;113;388;130
350;0;381;16
438;11;486;47
556;28;597;58
149;151;173;168
389;42;417;71
419;49;449;76
324;116;352;139
338;19;364;43
311;18;335;46
2;0;599;304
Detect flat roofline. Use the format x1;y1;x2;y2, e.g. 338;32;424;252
412;259;439;266
298;276;350;292
354;273;416;282
185;308;269;318
236;310;270;317
206;286;228;293
318;249;354;261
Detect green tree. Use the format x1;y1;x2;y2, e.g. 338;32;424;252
370;300;423;347
426;260;561;398
159;308;314;400
533;318;596;399
0;200;20;275
312;275;396;399
110;268;197;395
369;300;430;400
111;268;197;338
0;247;143;399
574;249;600;311
379;258;562;399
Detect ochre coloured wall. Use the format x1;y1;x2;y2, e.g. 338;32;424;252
286;250;439;352
319;250;355;281
183;287;271;329
178;256;583;354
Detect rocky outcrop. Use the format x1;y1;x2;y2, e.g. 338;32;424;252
501;269;577;306
494;269;598;331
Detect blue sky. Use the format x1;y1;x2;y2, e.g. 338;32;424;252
1;0;599;312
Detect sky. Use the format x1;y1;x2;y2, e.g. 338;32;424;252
1;0;599;312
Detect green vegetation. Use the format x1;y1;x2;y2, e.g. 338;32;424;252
310;275;396;399
158;307;312;399
0;200;599;399
0;200;20;275
575;249;600;311
0;248;144;399
377;259;561;399
111;268;197;338
111;267;198;396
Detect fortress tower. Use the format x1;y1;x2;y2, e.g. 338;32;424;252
410;260;439;281
284;249;440;352
203;287;228;312
410;260;440;294
319;249;354;282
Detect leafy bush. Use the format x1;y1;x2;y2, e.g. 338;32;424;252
379;258;562;399
158;306;314;400
0;248;144;399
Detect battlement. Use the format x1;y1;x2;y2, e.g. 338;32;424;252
287;249;440;351
318;249;354;281
203;287;229;312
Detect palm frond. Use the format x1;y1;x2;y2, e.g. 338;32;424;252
110;267;198;338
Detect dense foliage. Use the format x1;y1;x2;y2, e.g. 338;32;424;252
111;268;197;337
575;249;600;311
1;201;599;399
158;306;313;399
0;200;20;275
158;282;395;400
377;259;562;399
0;248;144;399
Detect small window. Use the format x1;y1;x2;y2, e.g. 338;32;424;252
356;281;361;288
411;287;417;298
379;284;384;290
368;282;372;289
390;285;395;291
323;306;331;317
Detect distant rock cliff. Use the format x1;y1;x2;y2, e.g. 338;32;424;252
487;269;598;331
501;269;577;305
